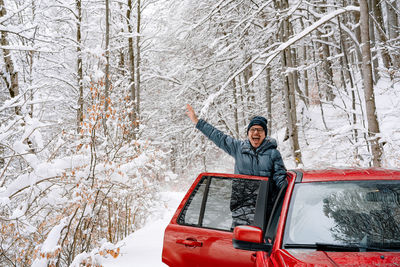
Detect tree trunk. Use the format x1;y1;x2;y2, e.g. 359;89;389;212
282;50;302;166
386;0;399;41
0;1;36;154
311;40;329;131
135;0;141;128
76;0;84;134
279;0;302;166
368;0;379;83
237;75;246;127
232;78;240;138
242;64;254;116
339;20;359;154
371;0;392;70
127;0;136;137
300;17;309;106
360;0;383;167
290;46;308;107
118;3;126;77
385;0;400;68
265;68;272;137
350;0;364;76
103;0;110;134
0;0;20;116
201;136;207;172
170;136;176;173
315;1;335;101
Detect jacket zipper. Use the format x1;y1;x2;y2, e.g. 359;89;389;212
255;151;259;165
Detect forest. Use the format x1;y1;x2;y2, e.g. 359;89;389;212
0;0;399;266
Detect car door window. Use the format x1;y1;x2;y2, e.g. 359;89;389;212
178;176;261;231
179;177;208;225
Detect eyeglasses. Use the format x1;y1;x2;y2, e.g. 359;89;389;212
249;128;264;133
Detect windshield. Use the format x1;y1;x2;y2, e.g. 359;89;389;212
283;180;400;249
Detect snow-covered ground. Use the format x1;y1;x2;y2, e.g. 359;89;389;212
102;191;185;267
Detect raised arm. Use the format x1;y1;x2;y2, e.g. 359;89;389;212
186;104;239;157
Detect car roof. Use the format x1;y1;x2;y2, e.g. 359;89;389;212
292;168;400;183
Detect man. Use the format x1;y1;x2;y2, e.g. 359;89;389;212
186;104;287;189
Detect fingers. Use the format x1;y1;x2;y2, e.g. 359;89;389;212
186;104;194;116
185;104;198;124
186;104;193;113
185;104;192;117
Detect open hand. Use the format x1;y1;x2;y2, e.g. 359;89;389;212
186;104;199;124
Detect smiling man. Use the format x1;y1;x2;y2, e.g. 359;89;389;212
186;104;287;189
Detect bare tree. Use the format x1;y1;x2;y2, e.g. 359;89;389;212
276;0;303;166
385;0;400;68
368;0;380;83
265;68;272;137
314;0;335;101
359;0;383;166
232;78;240;138
76;0;84;134
103;0;111;134
135;0;141;127
0;0;20;116
385;0;399;42
370;0;393;70
126;0;137;137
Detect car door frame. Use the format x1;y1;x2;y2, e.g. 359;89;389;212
257;171;297;266
162;172;271;267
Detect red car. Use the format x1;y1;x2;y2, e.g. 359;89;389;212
162;169;400;266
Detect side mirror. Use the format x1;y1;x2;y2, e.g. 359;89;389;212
232;225;272;252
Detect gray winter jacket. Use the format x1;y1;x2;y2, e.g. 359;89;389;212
196;119;287;188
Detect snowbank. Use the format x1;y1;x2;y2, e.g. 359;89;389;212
102;192;184;267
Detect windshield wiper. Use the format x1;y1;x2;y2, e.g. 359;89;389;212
285;243;400;252
285;243;359;252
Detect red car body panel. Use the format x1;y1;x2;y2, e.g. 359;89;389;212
300;168;400;183
162;169;400;266
268;249;400;266
324;251;400;266
163;223;255;266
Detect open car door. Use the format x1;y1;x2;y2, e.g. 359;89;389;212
162;173;270;267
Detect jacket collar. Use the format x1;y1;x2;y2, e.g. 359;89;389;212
242;137;277;154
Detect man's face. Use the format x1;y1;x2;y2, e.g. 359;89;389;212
248;125;266;148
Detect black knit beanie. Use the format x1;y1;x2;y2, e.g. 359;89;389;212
247;116;268;134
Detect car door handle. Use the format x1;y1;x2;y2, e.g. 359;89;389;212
251;253;257;262
176;238;203;247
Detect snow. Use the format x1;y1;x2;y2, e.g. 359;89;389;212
0;154;87;200
102;191;184;267
41;219;67;253
31;219;67;267
0;2;398;266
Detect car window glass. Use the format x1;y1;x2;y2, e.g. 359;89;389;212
178;177;208;226
202;178;233;229
178;176;261;231
283;180;400;248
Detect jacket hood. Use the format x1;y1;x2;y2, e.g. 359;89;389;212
243;137;277;153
